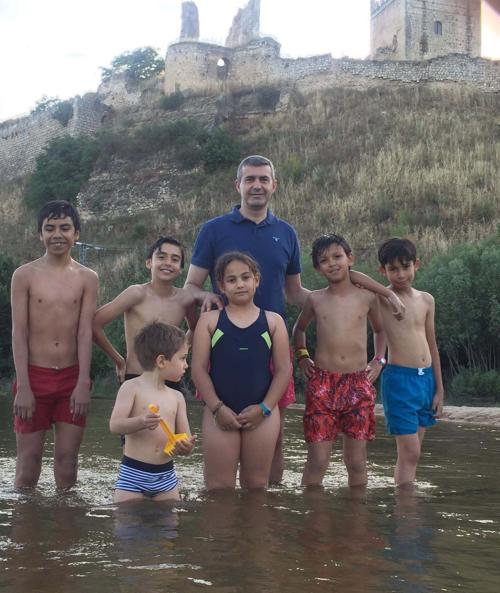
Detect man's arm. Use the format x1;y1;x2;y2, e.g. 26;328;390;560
11;267;35;421
366;296;386;383
292;295;316;379
350;270;405;320
284;273;310;308
71;269;99;419
92;285;143;380
184;264;223;312
424;294;444;418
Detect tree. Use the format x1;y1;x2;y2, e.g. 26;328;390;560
24;136;100;210
101;47;164;83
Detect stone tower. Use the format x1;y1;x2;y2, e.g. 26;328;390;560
180;1;199;40
225;0;260;48
370;0;481;60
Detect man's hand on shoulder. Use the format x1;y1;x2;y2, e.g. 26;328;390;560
201;292;224;313
70;381;92;419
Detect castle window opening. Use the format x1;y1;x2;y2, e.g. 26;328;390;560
217;58;230;80
434;21;443;35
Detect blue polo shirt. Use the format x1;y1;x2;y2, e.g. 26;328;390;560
191;206;301;318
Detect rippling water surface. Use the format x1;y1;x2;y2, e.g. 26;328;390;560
0;398;499;593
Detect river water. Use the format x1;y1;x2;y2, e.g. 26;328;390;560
0;397;499;593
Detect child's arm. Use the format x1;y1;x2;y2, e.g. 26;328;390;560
173;392;196;455
109;383;160;434
92;286;142;382
366;296;387;384
11;268;35;422
191;312;242;430
71;269;99;420
349;270;405;320
424;294;444;418
238;313;291;430
292;295;316;379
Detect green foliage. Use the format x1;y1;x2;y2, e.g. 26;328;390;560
101;47;164;82
24;136;100;210
52;100;74;127
255;86;281;110
417;231;500;373
282;154;305;183
448;369;500;404
0;254;16;380
31;96;59;115
160;91;185;111
201;127;242;173
131;223;148;241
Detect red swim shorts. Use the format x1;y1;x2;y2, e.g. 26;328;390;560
13;365;86;433
303;367;376;443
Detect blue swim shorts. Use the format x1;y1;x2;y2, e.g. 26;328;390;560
381;364;437;435
115;455;178;497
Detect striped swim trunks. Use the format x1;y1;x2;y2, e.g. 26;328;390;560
115;455;178;497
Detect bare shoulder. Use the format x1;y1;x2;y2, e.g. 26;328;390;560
116;377;139;399
264;310;285;331
73;260;99;285
122;282;149;304
198;309;220;330
12;258;43;283
416;289;435;309
308;288;329;305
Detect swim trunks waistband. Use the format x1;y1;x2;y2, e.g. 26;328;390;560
385;364;432;376
121;455;174;473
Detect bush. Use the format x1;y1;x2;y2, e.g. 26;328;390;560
52;100;74;127
449;369;500;404
0;254;16;380
160;91;185;111
24;136;100;210
30;96;59;115
201;127;241;173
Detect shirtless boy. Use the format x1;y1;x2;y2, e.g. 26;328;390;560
377;238;444;486
293;234;386;487
11;200;99;489
93;236;197;384
110;322;195;502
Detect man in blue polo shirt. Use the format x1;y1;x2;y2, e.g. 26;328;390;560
185;155;309;484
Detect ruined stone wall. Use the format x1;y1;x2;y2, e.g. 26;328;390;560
0;94;108;182
405;0;481;60
371;0;406;60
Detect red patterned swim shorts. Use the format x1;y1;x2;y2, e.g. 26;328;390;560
303;367;376;443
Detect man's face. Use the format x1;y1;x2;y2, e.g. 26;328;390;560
235;165;277;212
39;216;79;254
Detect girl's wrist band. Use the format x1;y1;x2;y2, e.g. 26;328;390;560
212;401;224;416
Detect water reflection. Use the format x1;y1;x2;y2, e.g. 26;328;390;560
0;398;500;593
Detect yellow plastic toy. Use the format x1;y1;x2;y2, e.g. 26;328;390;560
148;404;188;455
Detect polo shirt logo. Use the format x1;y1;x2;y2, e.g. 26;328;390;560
272;236;280;242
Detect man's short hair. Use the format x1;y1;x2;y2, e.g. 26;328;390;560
378;238;417;266
236;155;276;181
311;234;352;268
146;236;185;268
134;322;186;371
37;200;81;233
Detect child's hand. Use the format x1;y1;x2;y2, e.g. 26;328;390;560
143;410;161;431
174;435;196;456
387;291;405;321
432;391;444;418
13;386;36;421
70;382;91;419
115;356;126;383
215;404;242;431
298;357;315;379
366;360;383;383
237;405;265;430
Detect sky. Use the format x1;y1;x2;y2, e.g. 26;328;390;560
0;0;499;122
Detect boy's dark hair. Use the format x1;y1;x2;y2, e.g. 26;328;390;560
37;200;81;233
236;155;276;181
378;238;417;266
214;251;260;284
311;234;352;268
134;322;187;371
146;236;185;268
